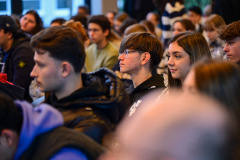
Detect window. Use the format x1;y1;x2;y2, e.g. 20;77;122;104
57;0;70;9
22;0;40;10
0;0;7;11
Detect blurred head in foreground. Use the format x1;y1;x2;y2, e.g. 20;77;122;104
101;91;238;160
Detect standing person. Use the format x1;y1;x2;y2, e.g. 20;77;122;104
0;15;35;102
187;6;204;33
203;14;226;59
0;94;104;160
218;20;240;64
167;31;211;88
118;32;165;116
20;10;43;38
85;15;119;72
161;0;188;47
30;26;129;144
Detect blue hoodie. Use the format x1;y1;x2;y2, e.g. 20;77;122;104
13;101;87;160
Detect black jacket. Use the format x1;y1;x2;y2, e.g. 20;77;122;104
4;37;34;102
45;68;130;144
127;74;165;105
0;82;24;100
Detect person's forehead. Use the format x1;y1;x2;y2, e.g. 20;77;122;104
88;23;101;29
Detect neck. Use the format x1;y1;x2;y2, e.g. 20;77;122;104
180;76;186;85
2;38;14;52
130;67;152;88
55;73;83;100
96;38;108;49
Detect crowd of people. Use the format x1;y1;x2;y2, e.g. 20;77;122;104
0;1;240;159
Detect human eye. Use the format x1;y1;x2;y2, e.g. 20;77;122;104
29;20;35;24
36;62;45;68
166;54;170;60
175;54;181;59
227;40;234;45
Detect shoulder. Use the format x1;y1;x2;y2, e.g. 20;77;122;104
86;43;96;52
50;148;87;160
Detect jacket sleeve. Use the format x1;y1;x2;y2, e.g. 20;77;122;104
12;45;35;89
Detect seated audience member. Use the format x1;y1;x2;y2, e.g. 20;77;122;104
204;14;226;59
107;30;122;49
77;5;89;17
218;20;240;64
101;92;238;160
50;18;66;27
85;15;119;72
20;10;43;37
167;31;211;89
172;19;195;35
113;24;148;89
113;12;129;34
146;12;162;38
70;14;88;30
188;6;204;33
106;11;117;28
0;94;104;160
158;19;195;76
117;17;138;37
184;60;240;126
118;32;165;116
30;26;129;144
0;15;35;102
140;20;157;37
123;24;148;36
63;20;90;48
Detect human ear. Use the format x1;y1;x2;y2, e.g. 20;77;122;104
0;129;18;147
104;29;110;37
6;32;13;39
61;62;72;78
141;52;151;65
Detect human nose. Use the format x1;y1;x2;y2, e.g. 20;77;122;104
118;53;125;60
173;30;178;36
30;64;38;78
223;44;229;52
167;56;174;66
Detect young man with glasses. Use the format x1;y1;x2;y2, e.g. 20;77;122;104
118;32;165;116
85;15;118;72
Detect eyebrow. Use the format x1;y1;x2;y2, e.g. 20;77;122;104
168;51;183;55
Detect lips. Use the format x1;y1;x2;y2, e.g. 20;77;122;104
119;63;124;67
169;69;177;73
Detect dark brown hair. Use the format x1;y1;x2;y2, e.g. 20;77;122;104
120;32;163;69
30;26;85;73
22;10;43;35
219;20;240;41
